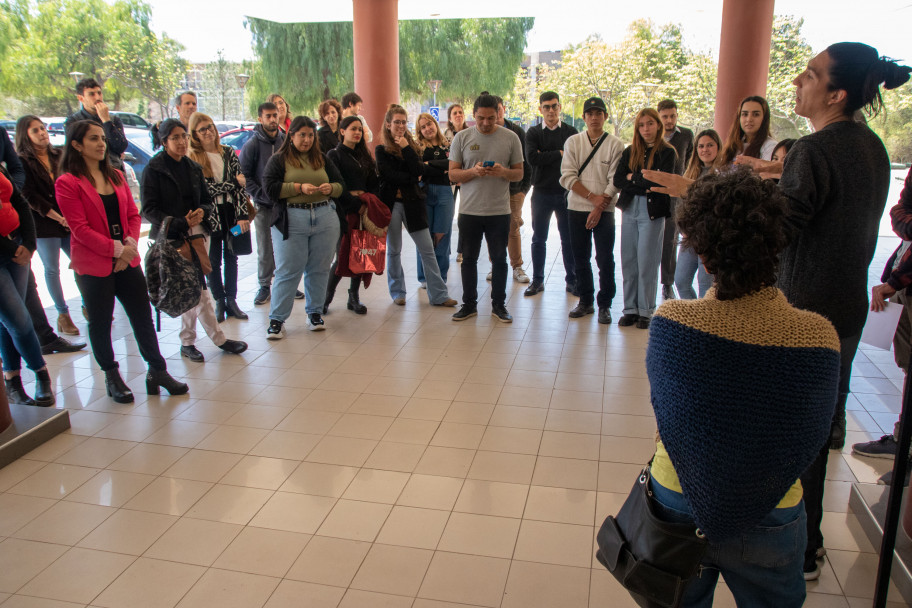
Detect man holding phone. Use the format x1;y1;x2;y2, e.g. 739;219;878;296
449;93;524;323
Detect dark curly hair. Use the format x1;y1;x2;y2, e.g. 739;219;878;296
676;166;787;300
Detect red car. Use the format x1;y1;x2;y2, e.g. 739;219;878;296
220;126;255;156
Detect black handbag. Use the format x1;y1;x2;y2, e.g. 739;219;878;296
225;228;253;256
145;216;202;318
595;466;708;608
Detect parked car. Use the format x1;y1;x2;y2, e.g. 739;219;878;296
0;119;15;132
111;111;151;129
215;121;257;134
42;117;68;147
220;126;255;155
122;127;154;185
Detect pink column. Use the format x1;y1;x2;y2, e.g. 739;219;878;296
714;0;776;135
352;0;400;143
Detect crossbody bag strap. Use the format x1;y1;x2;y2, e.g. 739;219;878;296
578;133;607;177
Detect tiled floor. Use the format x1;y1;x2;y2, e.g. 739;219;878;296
1;192;911;607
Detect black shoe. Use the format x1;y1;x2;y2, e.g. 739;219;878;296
853;435;900;459
218;339;248;354
225;299;248;320
566;283;579;297
308;313;325;331
452;305;477;321
41;336;87;355
266;319;285;340
568;302;594;318
524;281;544;296
5;375;35;406
323;288;336;315
491;305;513;323
618;313;638;327
34;369;55;407
636;316;651;330
146;370;189;396
803;553;821;581
180;345;205;362
295;290;305;300
104;369;134;404
215;298;227;323
254;286;270;305
662;285;677;300
829;412;847;450
347;289;367;315
598;308;611;325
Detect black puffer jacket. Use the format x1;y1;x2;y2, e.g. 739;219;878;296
141;152;213;241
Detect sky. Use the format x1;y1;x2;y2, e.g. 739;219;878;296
145;0;911;66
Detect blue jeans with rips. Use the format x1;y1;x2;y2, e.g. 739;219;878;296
417;184;455;284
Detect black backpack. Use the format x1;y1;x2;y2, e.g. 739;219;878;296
144;216;201;318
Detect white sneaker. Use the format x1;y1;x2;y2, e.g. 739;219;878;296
266;320;285;340
486;271;493;281
513;267;531;283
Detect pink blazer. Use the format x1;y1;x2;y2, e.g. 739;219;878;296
55;172;142;277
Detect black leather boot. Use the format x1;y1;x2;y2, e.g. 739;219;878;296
215;298;227;323
324;274;342;314
829;408;847;450
146;370;189;396
347;287;367;315
105;368;134;404
225;298;248;320
34;369;55;407
4;375;35;406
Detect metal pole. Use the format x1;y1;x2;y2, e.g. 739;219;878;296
873;358;912;606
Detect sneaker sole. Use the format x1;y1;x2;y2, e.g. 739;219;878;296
266;331;285;340
851;449;897;459
308;325;326;332
803;568;820;581
491;313;513;323
452;312;478;322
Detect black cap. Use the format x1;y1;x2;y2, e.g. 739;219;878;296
583;97;607;114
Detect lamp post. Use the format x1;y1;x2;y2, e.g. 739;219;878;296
236;73;250;121
428;79;442;108
637;81;660;105
68;71;84;85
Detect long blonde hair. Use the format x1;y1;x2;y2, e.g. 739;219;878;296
415;113;448;149
627;108;673;172
188;112;227;179
380;104;419;158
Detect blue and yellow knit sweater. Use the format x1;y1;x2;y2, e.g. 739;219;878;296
646;287;841;541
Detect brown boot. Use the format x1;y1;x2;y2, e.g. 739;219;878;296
57;313;79;336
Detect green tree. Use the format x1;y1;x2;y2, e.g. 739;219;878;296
766;15;815;138
200;50;242;121
245;17;534;114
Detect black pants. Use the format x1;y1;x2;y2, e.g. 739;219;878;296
530;189;575;286
567;209;616;308
660;200;678;286
208;231;238;300
458;213;510;307
25;268;57;346
75;265;167;372
800;330;861;560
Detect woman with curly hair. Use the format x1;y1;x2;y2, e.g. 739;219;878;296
318;99;343;155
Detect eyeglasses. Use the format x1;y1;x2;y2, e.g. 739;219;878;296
167;134;190;142
391;120;407;126
541;103;560;111
195;125;214;135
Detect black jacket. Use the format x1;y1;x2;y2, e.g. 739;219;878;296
0;127;25;189
239;125;285;207
319;127;340;156
141;152;214;241
526;121;578;192
64;108;128;171
667;127;695;175
0;165;36;256
327;143;378;233
19;153;69;239
262;152;345;240
503;119;531;196
420;144;451;186
613;145;677;219
375;144;428;233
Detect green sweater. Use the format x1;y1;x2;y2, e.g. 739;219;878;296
279;161;343;204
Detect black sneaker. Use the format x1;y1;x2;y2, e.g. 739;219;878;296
180;345;205;362
618;313;638;327
568;302;594;318
635;316;651;330
308;313;325;331
598;308;611;325
452;305;478;321
491;305;513;323
524;281;544;297
853;434;899;459
295;290;305;300
254;286;271;305
266;319;285;340
803;554;821;581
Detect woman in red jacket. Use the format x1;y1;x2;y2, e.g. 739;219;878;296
56;120;187;403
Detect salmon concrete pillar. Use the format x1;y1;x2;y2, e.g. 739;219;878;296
714;0;776;135
353;0;399;144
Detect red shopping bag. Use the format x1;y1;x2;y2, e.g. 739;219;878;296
349;228;386;275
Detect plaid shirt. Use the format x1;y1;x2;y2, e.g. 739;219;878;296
883;168;912;290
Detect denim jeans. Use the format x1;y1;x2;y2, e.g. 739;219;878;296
254;204;275;287
76;265;167;372
0;253;46;372
208;231;239;300
567;208;615;308
417;184;455;284
35;236;72;314
270;204;340;321
530;189;575;286
387;202;450;304
674;244;713;300
621;195;665;317
650;478;807;608
458;213;510;308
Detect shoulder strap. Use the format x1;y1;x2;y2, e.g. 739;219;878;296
578;134;607;177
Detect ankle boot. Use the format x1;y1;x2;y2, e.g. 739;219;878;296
105;369;134;404
347;288;367;315
829;407;847;450
215;298;227;323
324;275;342;314
4;375;35;406
225;298;248;320
146;370;189;396
34;369;55;407
57;312;80;336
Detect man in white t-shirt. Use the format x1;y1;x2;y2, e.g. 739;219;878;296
449;94;524;323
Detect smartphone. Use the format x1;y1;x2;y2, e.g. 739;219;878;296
482;161;495;168
230;225;243;236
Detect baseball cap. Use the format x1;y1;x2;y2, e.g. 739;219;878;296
583;97;607;114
